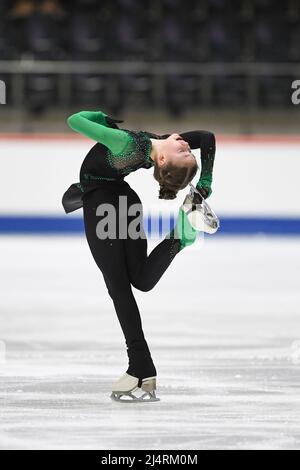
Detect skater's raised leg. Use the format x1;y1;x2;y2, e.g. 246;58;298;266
123;195;199;292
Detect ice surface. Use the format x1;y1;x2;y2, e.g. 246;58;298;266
0;236;299;450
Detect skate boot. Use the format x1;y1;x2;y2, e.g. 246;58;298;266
110;373;160;403
181;183;220;234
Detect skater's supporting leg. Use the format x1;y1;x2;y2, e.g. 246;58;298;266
83;185;156;378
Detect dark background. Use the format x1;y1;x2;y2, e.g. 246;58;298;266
0;0;299;132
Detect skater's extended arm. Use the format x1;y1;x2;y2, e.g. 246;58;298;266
67;110;130;154
181;131;215;197
161;130;216;197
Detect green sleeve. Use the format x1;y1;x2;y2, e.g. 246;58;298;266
67;110;131;155
196;156;214;198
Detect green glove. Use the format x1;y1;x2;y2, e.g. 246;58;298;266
196;181;212;199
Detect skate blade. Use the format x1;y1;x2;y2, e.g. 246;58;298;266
110;390;160;403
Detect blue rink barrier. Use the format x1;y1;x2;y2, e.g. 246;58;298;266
0;215;300;235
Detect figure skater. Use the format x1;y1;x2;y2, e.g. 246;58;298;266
62;110;216;402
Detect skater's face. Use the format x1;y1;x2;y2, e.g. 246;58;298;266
158;133;197;169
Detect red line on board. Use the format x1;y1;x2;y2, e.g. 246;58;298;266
0;133;299;144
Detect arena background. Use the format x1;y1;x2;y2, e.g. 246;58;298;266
0;0;300;451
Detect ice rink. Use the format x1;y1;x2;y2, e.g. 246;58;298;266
0;235;299;450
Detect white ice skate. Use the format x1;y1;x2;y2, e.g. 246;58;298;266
110;373;160;403
181;183;220;234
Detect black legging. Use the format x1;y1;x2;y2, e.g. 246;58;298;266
82;179;181;379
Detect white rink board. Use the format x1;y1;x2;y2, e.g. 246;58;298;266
0;138;299;217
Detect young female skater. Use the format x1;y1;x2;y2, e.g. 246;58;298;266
62;110;216;402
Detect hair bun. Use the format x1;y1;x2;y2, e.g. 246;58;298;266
159;186;177;200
